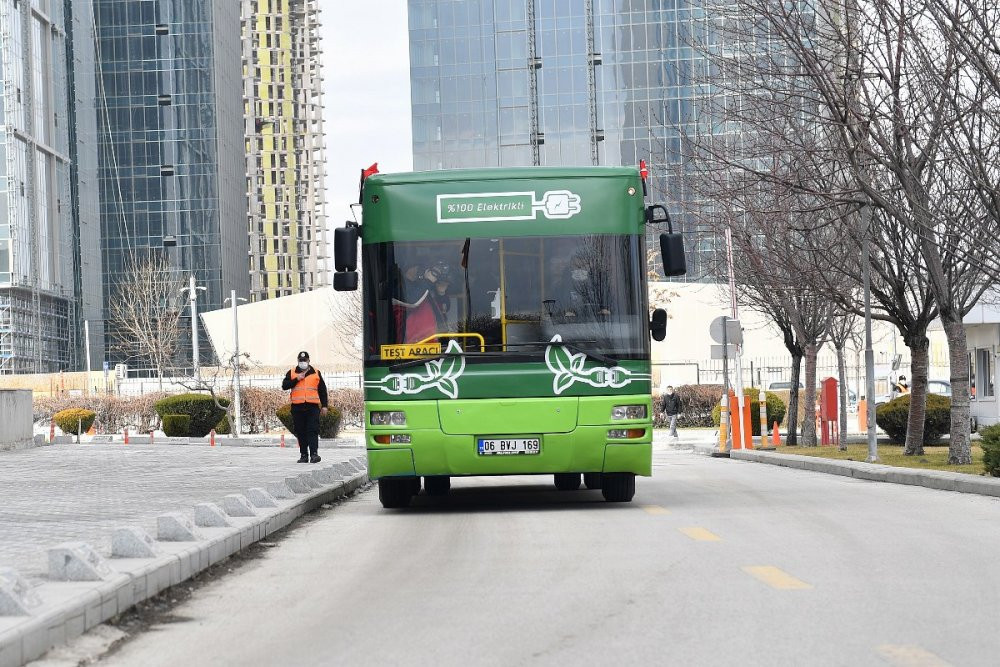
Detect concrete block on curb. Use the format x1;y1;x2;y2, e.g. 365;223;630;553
48;542;113;581
246;487;279;508
285;476;311;493
111;527;161;558
221;494;257;517
0;566;41;615
266;480;296;499
310;469;335;485
332;462;351;477
194;503;232;527
157;513;204;541
297;472;320;490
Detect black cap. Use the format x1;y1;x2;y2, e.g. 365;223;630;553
297;351;310;362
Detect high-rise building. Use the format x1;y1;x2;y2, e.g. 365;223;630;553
241;0;328;302
93;0;248;367
0;0;77;374
408;0;724;278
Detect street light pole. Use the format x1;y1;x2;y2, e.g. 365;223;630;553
181;275;207;383
861;204;879;463
225;290;247;436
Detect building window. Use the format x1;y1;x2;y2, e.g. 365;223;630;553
155;24;169;35
976;348;995;398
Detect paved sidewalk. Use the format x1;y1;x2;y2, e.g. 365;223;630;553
0;438;364;579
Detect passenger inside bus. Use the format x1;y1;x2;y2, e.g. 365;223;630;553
544;251;611;321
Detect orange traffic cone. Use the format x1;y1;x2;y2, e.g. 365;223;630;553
210;429;216;447
49;419;55;443
123;428;129;445
772;421;781;447
280;433;286;448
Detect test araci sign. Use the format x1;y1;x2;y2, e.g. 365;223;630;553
436;190;582;223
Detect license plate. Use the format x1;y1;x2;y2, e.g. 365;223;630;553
477;437;540;456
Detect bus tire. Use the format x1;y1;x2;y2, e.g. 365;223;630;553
554;473;581;491
424;476;451;496
379;479;413;508
583;473;603;490
601;473;635;502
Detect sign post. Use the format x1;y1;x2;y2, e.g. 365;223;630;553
710;316;742;453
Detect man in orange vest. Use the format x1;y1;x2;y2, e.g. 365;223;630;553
282;351;329;463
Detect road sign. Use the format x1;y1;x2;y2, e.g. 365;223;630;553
711;344;739;360
709;316;743;345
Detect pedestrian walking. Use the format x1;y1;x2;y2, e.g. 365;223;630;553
661;385;682;439
282;351;329;463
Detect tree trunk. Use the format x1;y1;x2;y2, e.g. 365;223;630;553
941;314;972;465
802;343;818;446
157;365;164;392
903;334;929;456
787;351;802;446
836;343;848;451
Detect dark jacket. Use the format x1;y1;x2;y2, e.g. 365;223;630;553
282;366;329;408
661;392;682;416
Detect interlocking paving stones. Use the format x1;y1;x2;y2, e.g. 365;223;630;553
0;439;363;577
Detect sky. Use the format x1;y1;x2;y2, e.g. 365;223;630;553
322;4;413;225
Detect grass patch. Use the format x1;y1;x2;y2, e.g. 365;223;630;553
778;444;985;476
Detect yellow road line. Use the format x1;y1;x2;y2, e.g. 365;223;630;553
875;645;952;667
641;505;671;515
741;566;812;590
678;526;721;541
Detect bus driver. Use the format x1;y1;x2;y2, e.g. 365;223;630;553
392;260;452;343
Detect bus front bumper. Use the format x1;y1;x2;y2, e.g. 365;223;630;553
366;426;651;479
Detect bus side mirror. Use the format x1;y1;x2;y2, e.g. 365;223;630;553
650;308;667;342
334;271;358;291
660;233;686;277
334;225;359;272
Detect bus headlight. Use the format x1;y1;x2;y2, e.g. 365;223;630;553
370;411;406;426
608;428;645;439
611;405;647;420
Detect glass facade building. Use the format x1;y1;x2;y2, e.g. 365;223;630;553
409;0;725;278
0;0;77;373
94;0;247;366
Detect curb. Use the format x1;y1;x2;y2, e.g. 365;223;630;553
727;449;1000;498
0;469;371;667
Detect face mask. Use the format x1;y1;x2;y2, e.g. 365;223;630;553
571;269;588;281
297;361;308;370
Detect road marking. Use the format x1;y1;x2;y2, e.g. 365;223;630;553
876;645;952;667
641;505;671;515
678;526;721;541
741;566;812;590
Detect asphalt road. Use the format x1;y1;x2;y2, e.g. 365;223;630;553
95;444;1000;666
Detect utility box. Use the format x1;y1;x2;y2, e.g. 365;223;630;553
0;389;34;451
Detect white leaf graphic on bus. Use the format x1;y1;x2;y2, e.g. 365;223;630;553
544;335;651;395
366;340;466;399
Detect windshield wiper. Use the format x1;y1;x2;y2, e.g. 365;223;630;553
508;341;618;367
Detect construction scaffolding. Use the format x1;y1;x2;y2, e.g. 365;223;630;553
241;0;328;303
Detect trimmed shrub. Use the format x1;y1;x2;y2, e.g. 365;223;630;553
652;384;724;428
329;388;364;428
711;389;787;436
154;393;230;437
53;408;96;435
979;424;1000;477
214;415;232;435
276;403;342;439
162;414;191;437
875;394;951;444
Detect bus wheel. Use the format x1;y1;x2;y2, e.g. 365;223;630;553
583;473;603;490
379;479;413;508
424;476;451;496
601;473;635;502
554;473;581;491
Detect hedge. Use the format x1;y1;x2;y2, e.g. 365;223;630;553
214;416;232;435
875;394;951;444
162;415;191;437
710;389;787;436
153;393;230;437
276;404;342;439
653;384;724;428
53;408;96;435
981;425;1000;477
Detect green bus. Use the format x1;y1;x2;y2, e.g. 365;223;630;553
333;167;685;508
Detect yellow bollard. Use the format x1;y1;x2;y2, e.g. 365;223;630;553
758;389;774;450
713;393;730;457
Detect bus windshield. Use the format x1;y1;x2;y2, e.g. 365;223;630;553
362;234;648;364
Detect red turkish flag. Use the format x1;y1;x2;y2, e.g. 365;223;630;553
362;163;379;179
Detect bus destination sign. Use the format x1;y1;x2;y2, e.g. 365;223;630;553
437;190;582;223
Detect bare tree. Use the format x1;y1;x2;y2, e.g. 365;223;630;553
109;255;184;390
828;309;861;450
329;279;363;362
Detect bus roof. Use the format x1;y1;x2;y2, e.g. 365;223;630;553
360;166;646;243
